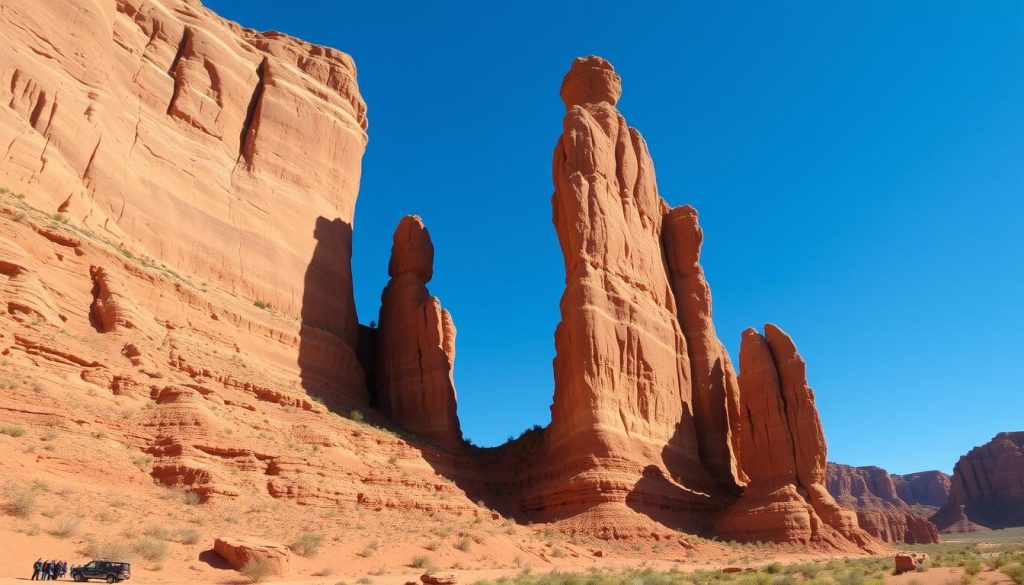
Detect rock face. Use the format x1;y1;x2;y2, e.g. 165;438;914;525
715;325;878;551
826;463;942;543
931;432;1024;532
375;216;462;449
528;56;721;531
663;205;743;491
213;537;291;576
0;0;369;404
520;57;877;551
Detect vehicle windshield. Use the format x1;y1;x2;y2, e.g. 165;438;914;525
85;561;98;568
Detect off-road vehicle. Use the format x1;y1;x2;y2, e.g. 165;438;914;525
70;559;131;583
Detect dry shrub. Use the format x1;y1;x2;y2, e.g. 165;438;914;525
240;559;273;583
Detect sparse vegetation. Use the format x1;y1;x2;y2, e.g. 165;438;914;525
410;555;436;571
1;424;27;438
49;516;82;538
349;409;365;423
173;527;202;545
455;535;472;552
358;540;380;558
254;300;270;310
290;531;325;557
83;538;134;561
133;455;154;469
240;558;273;583
4;484;37;517
133;537;169;562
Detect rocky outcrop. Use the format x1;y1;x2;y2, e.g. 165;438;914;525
375;216;462;449
663;205;743;491
896;470;951;509
931;432;1024;532
826;463;940;544
0;0;369;404
213;537;291;576
715;325;878;551
526;56;719;530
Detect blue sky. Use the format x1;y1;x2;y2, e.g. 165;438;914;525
205;0;1023;475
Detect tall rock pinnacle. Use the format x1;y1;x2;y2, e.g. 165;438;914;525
527;56;718;531
663;205;744;490
715;325;878;550
376;215;462;449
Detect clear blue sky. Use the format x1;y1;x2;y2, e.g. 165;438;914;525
205;0;1023;475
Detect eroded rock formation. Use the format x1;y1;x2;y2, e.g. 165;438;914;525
526;56;718;532
715;325;878;551
663;205;744;491
375;215;462;449
0;0;369;404
826;463;942;544
931;432;1024;532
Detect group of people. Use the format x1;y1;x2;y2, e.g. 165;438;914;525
30;559;68;581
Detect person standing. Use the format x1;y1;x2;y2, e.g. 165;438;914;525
31;558;42;580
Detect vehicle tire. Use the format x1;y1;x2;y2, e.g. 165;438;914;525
106;575;116;583
73;575;84;582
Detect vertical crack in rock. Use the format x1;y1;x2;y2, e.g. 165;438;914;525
238;57;268;168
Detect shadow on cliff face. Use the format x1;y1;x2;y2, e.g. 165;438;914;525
623;405;731;536
298;216;373;409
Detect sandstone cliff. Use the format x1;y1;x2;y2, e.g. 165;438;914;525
931;431;1024;532
375;215;462;449
715;326;880;551
0;0;370;404
826;463;943;544
0;0;886;559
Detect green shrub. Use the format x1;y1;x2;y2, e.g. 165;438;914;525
253;300;270;310
290;531;325;556
349;409;365;423
1002;564;1024;585
964;558;982;576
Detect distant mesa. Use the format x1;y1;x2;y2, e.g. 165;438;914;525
931;431;1024;533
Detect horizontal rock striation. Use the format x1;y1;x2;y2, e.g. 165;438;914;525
931;431;1024;532
0;0;369;404
826;463;942;543
375;215;462;449
715;326;881;551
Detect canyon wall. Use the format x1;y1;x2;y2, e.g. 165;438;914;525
1;0;887;553
0;0;369;404
826;463;944;544
931;432;1024;532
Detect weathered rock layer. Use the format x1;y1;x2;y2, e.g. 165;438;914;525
375;215;462;449
826;463;943;544
715;326;879;551
931;432;1024;532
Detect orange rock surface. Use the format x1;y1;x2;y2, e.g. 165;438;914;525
0;0;888;572
0;0;370;405
375;215;462;449
715;326;880;552
931;431;1024;532
530;56;718;531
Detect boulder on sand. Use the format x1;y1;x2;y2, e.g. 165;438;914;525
894;553;929;573
213;536;291;576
